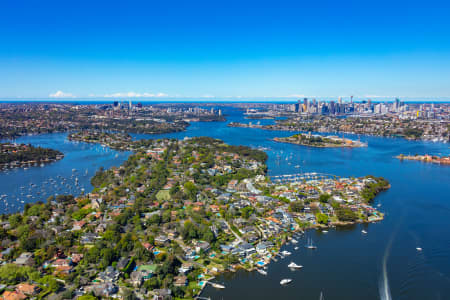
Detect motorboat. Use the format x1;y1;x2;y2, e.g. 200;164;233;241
288;262;303;269
280;279;292;285
257;269;268;276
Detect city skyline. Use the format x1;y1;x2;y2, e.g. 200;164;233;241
1;0;450;99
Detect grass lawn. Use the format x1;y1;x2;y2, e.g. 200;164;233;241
156;189;171;201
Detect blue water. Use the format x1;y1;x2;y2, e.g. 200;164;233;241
0;133;131;213
1;107;450;299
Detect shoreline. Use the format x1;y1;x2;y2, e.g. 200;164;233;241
272;137;366;148
228;122;449;143
0;155;64;171
396;154;450;165
0;132;389;299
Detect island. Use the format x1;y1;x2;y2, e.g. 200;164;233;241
0;143;64;170
396;154;450;165
273;133;367;148
0;134;389;299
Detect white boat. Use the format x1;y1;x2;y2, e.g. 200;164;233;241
280;279;292;285
294;246;299;250
305;238;317;249
291;239;298;244
281;250;292;256
210;282;225;289
361;230;368;234
257;269;267;276
416;247;423;251
322;230;328;233
288;262;303;269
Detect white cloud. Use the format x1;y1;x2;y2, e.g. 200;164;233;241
49;90;75;98
261;94;307;98
103;92;168;98
285;94;306;98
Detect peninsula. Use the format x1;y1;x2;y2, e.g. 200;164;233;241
273;133;367;148
0;143;64;170
0;133;389;299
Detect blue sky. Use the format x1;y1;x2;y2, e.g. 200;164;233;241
1;0;450;100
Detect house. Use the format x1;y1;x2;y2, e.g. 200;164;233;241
220;244;233;253
97;266;120;283
51;258;72;268
238;243;256;256
153;289;172;300
95;223;107;234
256;241;273;254
1;290;27;300
116;257;130;270
174;275;188;287
130;271;144;287
178;263;193;275
195;241;210;253
155;235;170;245
72;220;86;231
14;252;34;266
142;243;154;251
16;283;40;296
71;253;83;264
90;283;118;298
80;233;98;244
0;248;13;260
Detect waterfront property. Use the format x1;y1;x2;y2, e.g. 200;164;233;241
396;153;450;165
0;133;389;299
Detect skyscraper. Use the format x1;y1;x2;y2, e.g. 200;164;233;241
395;98;400;111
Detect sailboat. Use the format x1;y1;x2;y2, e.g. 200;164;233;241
319;291;325;300
305;237;317;249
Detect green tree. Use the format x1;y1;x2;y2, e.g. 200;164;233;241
316;213;329;224
319;194;331;204
184;182;198;200
289;201;304;212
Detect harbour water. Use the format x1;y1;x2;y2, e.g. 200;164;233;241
1;107;450;299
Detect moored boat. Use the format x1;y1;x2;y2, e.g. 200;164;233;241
257;269;268;275
288;262;303;269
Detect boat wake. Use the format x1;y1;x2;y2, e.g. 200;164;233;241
379;233;393;300
379;213;405;300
